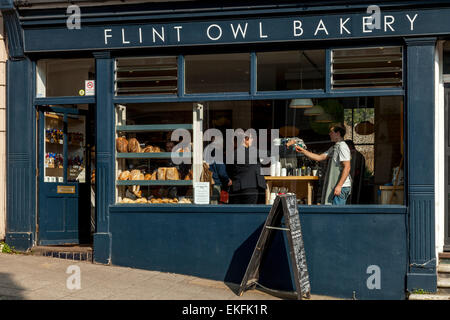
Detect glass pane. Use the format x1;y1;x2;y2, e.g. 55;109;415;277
257;50;325;91
44;112;64;183
185;53;250;93
115;57;178;96
332;46;402;89
67;115;86;182
115;103;194;205
36;59;95;97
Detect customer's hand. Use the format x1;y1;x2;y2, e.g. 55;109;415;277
334;185;342;196
286;139;296;147
228;179;232;186
295;145;306;153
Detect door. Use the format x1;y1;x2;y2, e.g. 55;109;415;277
446;86;450;249
38;106;91;245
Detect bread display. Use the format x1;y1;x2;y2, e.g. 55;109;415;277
150;171;157;180
116;137;128;153
130;169;144;181
118;170;130;180
120;196;191;204
142;146;154;153
157;167;167;180
128;138;141;153
144;173;152;180
165;167;180;180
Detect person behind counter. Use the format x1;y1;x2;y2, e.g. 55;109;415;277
289;125;352;205
208;136;232;204
228;132;266;204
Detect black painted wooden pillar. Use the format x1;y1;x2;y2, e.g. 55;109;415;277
93;52;114;264
405;37;437;292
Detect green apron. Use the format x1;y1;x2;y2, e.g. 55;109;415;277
321;144;344;205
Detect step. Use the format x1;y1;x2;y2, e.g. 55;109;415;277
409;293;450;300
438;264;450;274
438;278;450;288
30;245;93;262
439;252;450;259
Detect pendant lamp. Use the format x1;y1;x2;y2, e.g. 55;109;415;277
314;112;333;123
304;104;324;116
289;98;313;109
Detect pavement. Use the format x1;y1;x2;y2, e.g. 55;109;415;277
0;252;342;300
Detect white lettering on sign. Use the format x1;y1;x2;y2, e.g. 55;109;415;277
207;24;222;40
104;28;112;45
384;15;395;32
152;27;165;43
406;13;418;31
174;26;183;42
231;23;248;39
122;28;130;44
340;17;351;35
314;19;329;36
259;22;268;38
293;20;303;37
99;13;420;47
362;16;373;33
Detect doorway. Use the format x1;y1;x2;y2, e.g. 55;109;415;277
37;105;94;245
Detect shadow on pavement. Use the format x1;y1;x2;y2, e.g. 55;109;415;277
0;272;26;300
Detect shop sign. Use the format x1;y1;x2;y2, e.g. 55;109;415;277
22;7;449;52
85;80;95;96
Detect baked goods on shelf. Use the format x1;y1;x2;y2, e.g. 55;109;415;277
165;167;180;180
128;138;141;153
116;137;128;153
118;170;130;180
130;169;144;181
157;167;167;180
120;197;189;204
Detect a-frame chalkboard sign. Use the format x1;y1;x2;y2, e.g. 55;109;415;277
238;194;311;300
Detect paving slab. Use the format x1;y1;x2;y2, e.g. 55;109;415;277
0;253;341;300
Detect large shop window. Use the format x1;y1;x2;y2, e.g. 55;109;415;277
257;50;325;91
115;96;404;206
36;59;95;97
184;53;250;93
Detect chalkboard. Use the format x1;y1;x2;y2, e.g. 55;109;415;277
238;194;311;300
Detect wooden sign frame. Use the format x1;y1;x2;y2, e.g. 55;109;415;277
238;194;311;300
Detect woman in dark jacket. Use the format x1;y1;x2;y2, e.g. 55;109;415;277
228;132;266;204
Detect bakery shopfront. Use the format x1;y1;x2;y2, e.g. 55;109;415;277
2;0;447;299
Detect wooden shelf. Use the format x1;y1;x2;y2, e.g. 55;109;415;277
116;124;193;132
116;180;193;186
116;152;191;159
265;176;319;181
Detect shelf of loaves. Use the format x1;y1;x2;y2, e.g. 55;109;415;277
116;124;193;132
116;180;193;186
116;152;192;159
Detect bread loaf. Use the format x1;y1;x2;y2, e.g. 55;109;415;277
157;167;167;180
128;138;141;153
144;173;152;180
116;137;128;153
130;169;144;181
166;167;180;180
150;171;157;180
142;146;154;153
118;170;130;180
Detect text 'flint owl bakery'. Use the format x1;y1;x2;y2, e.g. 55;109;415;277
104;13;419;45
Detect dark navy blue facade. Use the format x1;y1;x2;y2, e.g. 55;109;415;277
2;0;442;299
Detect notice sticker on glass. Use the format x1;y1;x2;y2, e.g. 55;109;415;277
85;80;95;96
194;182;210;204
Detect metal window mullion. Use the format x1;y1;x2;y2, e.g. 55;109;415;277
178;55;185;97
250;52;257;96
63;113;68;183
326;49;332;93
